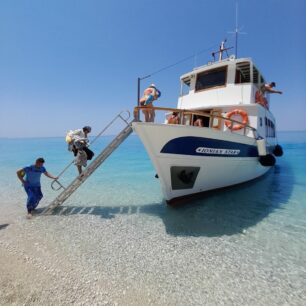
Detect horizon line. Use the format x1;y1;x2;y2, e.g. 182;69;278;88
0;130;306;139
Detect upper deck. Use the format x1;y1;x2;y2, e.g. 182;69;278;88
178;56;268;110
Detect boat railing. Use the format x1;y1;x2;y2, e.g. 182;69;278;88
133;106;258;138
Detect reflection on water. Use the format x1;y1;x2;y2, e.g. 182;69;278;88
43;163;293;237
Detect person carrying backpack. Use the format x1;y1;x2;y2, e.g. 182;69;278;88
66;126;94;174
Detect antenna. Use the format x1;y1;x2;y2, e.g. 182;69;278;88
228;1;247;58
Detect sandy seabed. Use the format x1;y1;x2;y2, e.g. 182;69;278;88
1;198;305;306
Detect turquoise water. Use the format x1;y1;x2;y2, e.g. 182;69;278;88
1;130;306;304
1;131;306;240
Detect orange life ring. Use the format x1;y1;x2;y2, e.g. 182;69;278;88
225;109;249;131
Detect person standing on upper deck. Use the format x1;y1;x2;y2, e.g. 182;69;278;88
139;84;161;122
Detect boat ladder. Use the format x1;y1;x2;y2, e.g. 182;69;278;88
42;111;135;214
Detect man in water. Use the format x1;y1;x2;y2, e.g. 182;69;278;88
16;157;58;219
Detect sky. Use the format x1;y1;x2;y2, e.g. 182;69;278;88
0;0;305;137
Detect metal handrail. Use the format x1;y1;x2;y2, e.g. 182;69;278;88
134;106;258;138
51;110;131;191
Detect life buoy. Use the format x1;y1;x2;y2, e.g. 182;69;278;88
225;109;249;131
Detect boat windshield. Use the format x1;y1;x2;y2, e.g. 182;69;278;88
195;66;227;92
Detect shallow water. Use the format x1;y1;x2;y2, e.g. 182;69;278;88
1;131;306;303
1;131;306;234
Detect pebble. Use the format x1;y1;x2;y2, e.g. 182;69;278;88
0;205;305;306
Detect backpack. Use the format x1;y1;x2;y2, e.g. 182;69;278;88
65;130;74;144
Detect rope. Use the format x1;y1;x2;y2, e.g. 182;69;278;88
142;43;218;79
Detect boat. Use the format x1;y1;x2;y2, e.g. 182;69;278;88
132;41;283;204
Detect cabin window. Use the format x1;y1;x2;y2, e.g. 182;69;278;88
264;118;275;137
271;122;275;137
253;66;259;84
235;62;251;84
195;66;227;92
181;77;191;96
192;114;210;127
260;117;262;127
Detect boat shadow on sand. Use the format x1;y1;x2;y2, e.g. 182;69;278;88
39;163;293;237
0;224;9;230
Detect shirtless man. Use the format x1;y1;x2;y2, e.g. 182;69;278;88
262;82;283;94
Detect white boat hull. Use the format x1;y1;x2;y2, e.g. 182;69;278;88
133;122;270;203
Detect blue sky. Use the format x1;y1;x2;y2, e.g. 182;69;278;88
0;0;305;137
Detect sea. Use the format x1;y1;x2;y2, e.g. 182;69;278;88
1;130;306;300
1;131;306;230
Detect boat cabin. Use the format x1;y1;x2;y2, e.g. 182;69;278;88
178;57;268;110
167;55;277;140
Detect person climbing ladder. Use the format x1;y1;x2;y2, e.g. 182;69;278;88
66;126;94;174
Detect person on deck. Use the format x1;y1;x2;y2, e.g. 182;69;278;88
262;82;283;95
66;126;94;175
139;84;161;122
17;158;58;219
193;116;204;127
167;112;180;124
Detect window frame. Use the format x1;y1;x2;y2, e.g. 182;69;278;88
195;66;228;93
235;61;251;84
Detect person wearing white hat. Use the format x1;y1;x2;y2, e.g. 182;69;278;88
66;126;94;174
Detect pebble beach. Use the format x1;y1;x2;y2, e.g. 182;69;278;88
1;133;306;305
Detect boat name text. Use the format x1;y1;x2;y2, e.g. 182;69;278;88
196;147;240;155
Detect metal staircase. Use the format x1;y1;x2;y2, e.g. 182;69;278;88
43;112;135;214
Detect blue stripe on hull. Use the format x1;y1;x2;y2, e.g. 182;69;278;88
160;136;258;157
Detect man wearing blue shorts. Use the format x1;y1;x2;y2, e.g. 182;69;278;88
16;158;58;219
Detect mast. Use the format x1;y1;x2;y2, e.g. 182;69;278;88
219;41;226;61
235;1;238;58
211;40;233;62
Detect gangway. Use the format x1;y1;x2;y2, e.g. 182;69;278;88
43;111;135;214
